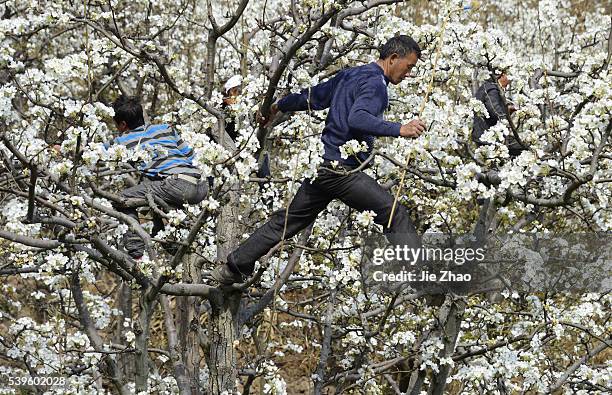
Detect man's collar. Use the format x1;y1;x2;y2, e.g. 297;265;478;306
131;124;146;132
371;62;390;85
121;124;146;134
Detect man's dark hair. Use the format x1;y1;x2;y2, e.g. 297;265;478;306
379;35;422;60
112;95;145;129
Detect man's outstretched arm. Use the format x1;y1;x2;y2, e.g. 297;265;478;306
276;74;339;112
348;78;425;138
258;75;339;126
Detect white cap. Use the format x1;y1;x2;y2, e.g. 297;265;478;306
223;75;242;93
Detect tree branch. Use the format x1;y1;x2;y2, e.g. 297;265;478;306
239;224;314;325
159;283;213;298
548;338;611;393
0;229;61;249
160;295;192;395
71;270;129;395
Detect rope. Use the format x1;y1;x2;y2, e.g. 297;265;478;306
387;7;453;228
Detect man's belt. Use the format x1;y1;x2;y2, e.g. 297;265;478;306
144;173;201;185
176;174;201;185
321;160;361;171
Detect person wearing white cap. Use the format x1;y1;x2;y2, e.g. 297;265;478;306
222;75;242;141
222;74;271;199
223;75;242;104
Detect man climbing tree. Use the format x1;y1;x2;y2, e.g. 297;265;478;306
212;35;427;284
108;95;209;259
472;71;525;156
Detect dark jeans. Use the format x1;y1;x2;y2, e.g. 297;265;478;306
227;166;420;275
114;175;208;258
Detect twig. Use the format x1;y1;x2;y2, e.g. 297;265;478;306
0;229;61;249
548;338;611;393
25;164;37;222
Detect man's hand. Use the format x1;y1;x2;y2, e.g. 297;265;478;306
507;104;517;114
257;103;280;127
400;119;426;138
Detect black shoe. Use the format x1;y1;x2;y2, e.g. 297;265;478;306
210;264;244;285
162;242;179;256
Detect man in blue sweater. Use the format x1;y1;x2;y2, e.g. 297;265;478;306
212;35;425;284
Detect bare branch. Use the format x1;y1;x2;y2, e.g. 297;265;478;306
159;283;213;298
548;338;611;393
93;58;133;101
0;229;61;249
239;224;314;325
0;267;41;275
338;0;403;19
90;236;152;287
213;0;250;37
167;208;210;272
25;164;37;222
313;289;336;395
160;295;192;395
84;196;157;261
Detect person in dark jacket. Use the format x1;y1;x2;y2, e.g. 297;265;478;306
472;72;524;157
211;35;426;284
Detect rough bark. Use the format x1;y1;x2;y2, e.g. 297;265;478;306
134;288;158;393
427;299;465;395
206;288;242;393
206;190;243;393
115;280;133;382
179;253;203;394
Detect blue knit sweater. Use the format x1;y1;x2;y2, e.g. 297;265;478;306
277;62;401;166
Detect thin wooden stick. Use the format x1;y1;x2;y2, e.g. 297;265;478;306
387;9;452;228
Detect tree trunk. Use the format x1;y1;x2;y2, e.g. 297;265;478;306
207;289;241;393
135;288;157;392
206;191;243;392
179;253;203;394
427;299;465;395
115;279;133;382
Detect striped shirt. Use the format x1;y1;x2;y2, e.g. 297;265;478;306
107;124;200;178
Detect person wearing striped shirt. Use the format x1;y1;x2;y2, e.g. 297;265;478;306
108;95;208;259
